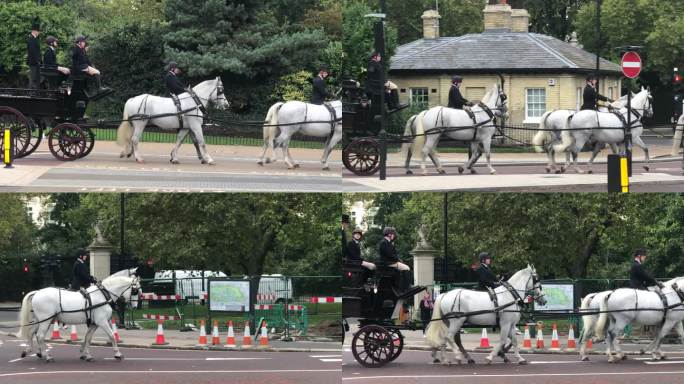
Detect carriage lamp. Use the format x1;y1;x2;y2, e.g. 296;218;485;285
3;127;12;169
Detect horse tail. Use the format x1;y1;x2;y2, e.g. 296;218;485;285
399;115;418;162
532;111;553;153
264;102;284;145
554;114;575;154
116;107;132;148
425;292;448;349
411;111;427;159
579;293;596;343
16;291;37;339
595;293;611;340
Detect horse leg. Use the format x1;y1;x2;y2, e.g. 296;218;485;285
481;140;496;175
81;325;97;362
507;322;525;364
586;144;603;174
130;122;147;164
429;151;446;174
99;319;123;360
632;135;650;171
579;319;593;361
321;128;342;171
445;320;466;364
170;129;191;164
405;148;414;175
463;142;479;174
455;333;475;364
546;147;556;173
35;322;51;362
189;125;214;165
420;140;433;176
652;320;677;360
486;324;507;365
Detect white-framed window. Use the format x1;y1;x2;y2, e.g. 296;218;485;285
525;88;546;122
410;88;429;108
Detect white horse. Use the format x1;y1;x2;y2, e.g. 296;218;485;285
116;77;229;165
532;96;628;174
554;88;653;174
16;274;141;362
400;114;440;173
406;84;507;176
258;100;342;170
595;281;684;362
425;265;546;365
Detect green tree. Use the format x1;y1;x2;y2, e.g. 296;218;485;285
0;194;38;300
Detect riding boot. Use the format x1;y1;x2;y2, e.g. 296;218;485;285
87;74;111;100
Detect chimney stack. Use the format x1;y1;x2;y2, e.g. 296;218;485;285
510;9;530;33
422;10;441;39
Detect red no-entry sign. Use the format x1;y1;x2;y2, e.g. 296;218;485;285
621;52;642;79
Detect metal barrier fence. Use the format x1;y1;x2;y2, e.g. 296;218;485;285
131;275;341;336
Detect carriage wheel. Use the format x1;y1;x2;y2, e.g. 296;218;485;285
21;119;45;158
80;128;96;158
343;138;381;176
0;106;32;159
388;329;404;362
48;123;87;161
351;325;395;368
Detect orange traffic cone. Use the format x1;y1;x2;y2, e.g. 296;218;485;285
566;325;577;351
477;328;491;349
211;320;220;346
242;321;252;348
153;319;168;345
585;338;593;350
197;319;208;347
51;320;62;340
225;320;236;348
536;325;545;350
259;320;269;347
549;323;560;351
68;325;79;343
111;319;122;343
521;325;532;351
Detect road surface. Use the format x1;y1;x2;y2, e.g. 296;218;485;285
0;336;341;384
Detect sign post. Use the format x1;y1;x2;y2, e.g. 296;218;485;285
621;51;642;177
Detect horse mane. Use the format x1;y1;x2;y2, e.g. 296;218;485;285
102;275;133;287
482;84;499;107
507;265;534;288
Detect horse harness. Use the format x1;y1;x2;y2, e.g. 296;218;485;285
62;283;113;327
445;280;531;328
434;103;496;141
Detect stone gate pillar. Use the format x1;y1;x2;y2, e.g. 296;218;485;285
88;223;113;281
410;225;436;318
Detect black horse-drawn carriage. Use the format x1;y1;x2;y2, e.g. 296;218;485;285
342;78;408;176
0;69;100;161
343;261;426;367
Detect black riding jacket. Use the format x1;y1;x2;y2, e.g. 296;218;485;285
476;263;500;290
378;238;399;264
310;75;331;105
448;85;469;109
71;259;95;290
164;71;186;95
581;84;609;111
629;260;657;290
27;34;41;67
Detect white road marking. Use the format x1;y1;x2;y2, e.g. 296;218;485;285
320;359;343;362
529;361;586;364
102;357;272;361
311;355;343;358
635;357;684;361
644;360;684;365
0;369;340;378
342;370;684;380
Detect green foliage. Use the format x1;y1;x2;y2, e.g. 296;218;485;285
342;1;398;81
271;71;313;103
88;19;167;114
0;194;38;300
353;193;684;281
163;0;327;79
0;1;74;76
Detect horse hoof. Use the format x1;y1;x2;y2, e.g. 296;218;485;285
46;357;54;363
21;352;27;358
458;167;464;174
518;360;528;365
644;166;650;172
208;161;216;166
432;359;440;364
503;358;511;363
639;349;646;355
257;161;264;166
621;355;628;360
406;170;413;175
546;168;551;174
581;356;589;361
294;164;301;169
660;355;667;360
36;353;42;359
588;170;593;174
80;355;86;360
485;359;493;365
86;357;95;362
467;359;475;365
170;160;180;165
115;355;123;361
470;169;477;174
490;170;497;175
322;167;330;171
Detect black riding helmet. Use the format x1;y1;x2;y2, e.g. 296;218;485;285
75;35;88;44
479;252;491;263
168;61;179;71
46;36;57;46
586;73;598;82
352;227;364;237
452;75;463;84
319;64;330;73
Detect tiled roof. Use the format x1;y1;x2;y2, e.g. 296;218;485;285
390;31;622;74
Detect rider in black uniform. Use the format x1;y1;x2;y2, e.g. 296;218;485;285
475;252;501;290
71;250;96;294
629;249;662;290
310;65;332;105
581;74;613;111
448;76;473;109
164;62;186;96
